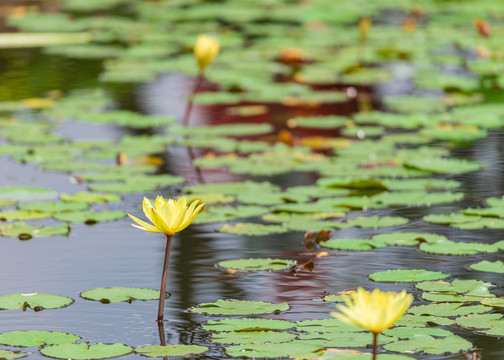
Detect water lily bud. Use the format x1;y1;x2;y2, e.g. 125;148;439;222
194;34;220;71
359;16;372;42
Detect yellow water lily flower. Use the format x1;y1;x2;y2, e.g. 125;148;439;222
194;34;220;70
331;287;413;334
128;196;204;236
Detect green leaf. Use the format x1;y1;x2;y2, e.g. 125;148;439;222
317;177;388;190
383;334;472;355
420;239;499;255
0;330;80;347
372;191;464;207
80;287;161;303
0;293;73;311
202;318;294;332
212;331;296;344
60;192;121;203
54;210;125;224
217;258;295;271
186;181;279;195
40;343;132;359
408;303;491;317
406;158;482;174
321;238;388;251
455;314;502;329
18;201;88;212
0;222;70;239
0;186;57;201
193;206;269;224
218;223;287;236
189;299;289;315
469;260;504;273
172;123;274;137
382;326;453;339
371;232;447;246
135;345;208;358
369;269;449;282
224;342;321;358
0;349;27;360
345;216;409;228
0;210;52;221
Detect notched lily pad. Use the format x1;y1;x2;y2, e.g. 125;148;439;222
0;222;69;239
212;330;296;345
217;258;295;271
0;330;80;347
135;345;208;358
202;318;294;332
60;192;121;203
18;201;88;212
0;186;57;201
0;349;27;360
80;287;161;304
189;299;289;315
218;223;287;236
40;342;132;359
383;334;472;355
469;260;504;274
0;293;73;311
224;341;321;359
54;210;125;224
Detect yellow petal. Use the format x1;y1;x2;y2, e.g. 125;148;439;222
127;213;160;233
148;206;172;235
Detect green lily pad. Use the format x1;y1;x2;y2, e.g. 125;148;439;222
342;126;385;139
287;115;348;129
18;201;89;212
383;334;472;355
224;342;321;359
0;199;17;208
202;318;294;332
371;232;447;246
317;177;388;190
419;239;498;255
172;123;274;137
406;158;482;174
186;181;279;195
481;298;504;308
189;299;289;316
408;303;492;317
193;206;269;224
455;313;502;329
54;210;125;224
80;287;161;304
135;345;208;358
345;216;409;228
212;330;296;345
0;210;52;221
0;330;80;347
0;293;73;311
369;269;449;282
382;326;453;339
0;350;27;360
218;223;287;236
469;260;504;273
384;95;445;113
0;222;70;239
217;258;294;271
0;186;57;201
321;238;388;251
417;279;494;297
60;192;121;203
40;342;132;359
372;191;464;207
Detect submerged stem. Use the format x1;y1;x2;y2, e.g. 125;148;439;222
157;234;173;322
372;332;378;360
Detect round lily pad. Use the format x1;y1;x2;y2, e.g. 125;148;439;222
212;330;296;344
0;186;57;201
202;318;294;332
0;330;80;347
189;299;289;316
18;201;88;212
224;342;321;359
0;293;73;311
54;210;125;224
383;334;472;355
369;269;449;282
469;260;504;273
217;258;294;271
40;342;132;359
80;287;161;303
218;223;287;236
321;238;388;251
135;345;208;358
0;222;70;239
60;192;121;203
0;349;27;360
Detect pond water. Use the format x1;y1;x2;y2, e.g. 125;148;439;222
2;2;504;360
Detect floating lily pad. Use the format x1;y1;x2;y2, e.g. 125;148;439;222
419;239;498;255
0;293;73;311
0;210;52;221
40;343;132;359
372;191;464;207
0;222;69;239
371;232;447;246
369;269;449;282
321;238;388;251
18;201;88;212
80;287;161;304
202;318;294;332
60;192;121;203
345;216;409;228
172;123;273;137
317;177;388;190
212;330;296;345
406;158;482;174
189;299;289;316
0;186;57;201
382;326;453;339
218;223;287;236
0;330;80;347
383;334;472;355
0;199;17;208
455;313;502;330
217;258;294;271
469;260;504;274
54;210;125;224
193;206;269;224
417;279;494;302
135;345;208;358
0;350;27;360
408;303;491;317
224;342;321;359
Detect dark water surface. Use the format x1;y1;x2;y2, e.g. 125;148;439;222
2;49;504;360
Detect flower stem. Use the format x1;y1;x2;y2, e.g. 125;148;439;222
157;234;173;322
182;70;205;184
372;332;378;360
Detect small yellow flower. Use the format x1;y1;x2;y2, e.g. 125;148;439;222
194;34;220;71
128;196;204;236
331;287;413;334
